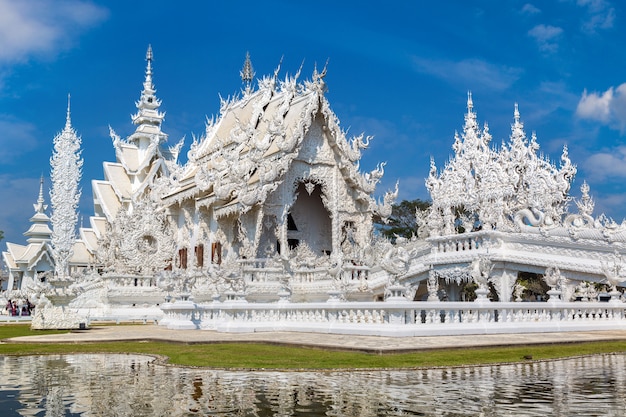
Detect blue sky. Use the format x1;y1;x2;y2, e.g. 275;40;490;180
0;0;625;245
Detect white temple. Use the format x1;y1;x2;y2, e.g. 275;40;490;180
3;47;626;334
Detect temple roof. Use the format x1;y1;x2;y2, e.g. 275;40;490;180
161;62;388;215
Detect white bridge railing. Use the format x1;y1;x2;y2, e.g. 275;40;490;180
239;258;371;283
161;300;626;337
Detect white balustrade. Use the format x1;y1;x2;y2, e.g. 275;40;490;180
293;268;327;283
428;231;504;255
103;275;157;288
161;300;626;336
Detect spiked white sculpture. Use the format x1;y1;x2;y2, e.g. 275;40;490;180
50;96;82;278
32;98;84;329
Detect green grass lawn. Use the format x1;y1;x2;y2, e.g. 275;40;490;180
1;324;625;369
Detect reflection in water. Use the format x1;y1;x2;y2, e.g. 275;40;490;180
0;353;624;416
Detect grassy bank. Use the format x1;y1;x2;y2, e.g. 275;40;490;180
1;324;625;369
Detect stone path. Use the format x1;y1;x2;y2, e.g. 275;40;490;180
5;325;626;353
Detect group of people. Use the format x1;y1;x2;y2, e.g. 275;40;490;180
5;299;34;316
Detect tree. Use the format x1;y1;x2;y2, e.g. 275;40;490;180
375;199;431;241
0;230;4;242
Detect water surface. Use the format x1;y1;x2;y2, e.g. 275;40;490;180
0;353;624;416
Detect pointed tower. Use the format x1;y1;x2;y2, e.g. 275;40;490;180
50;95;83;278
24;176;53;244
240;51;255;94
129;45;168;150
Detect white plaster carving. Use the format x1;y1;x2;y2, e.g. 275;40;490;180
50;99;82;279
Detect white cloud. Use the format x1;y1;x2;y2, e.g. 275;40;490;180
411;56;522;92
521;3;541;14
576;88;613;122
576;83;626;132
584;146;626;181
577;0;615;33
0;0;108;64
528;24;563;53
592;192;626;222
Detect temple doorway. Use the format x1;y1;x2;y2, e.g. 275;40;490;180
286;182;332;256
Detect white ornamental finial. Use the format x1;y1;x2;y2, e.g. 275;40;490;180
142;44;155;91
240;51;254;82
146;44;153;71
34;175;47;214
463;91;478;133
240;51;255;94
130;45;164;136
65;93;72;130
514;102;520;124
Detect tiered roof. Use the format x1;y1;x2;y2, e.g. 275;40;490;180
162;60;390;218
2;178;53;275
89;46;179;223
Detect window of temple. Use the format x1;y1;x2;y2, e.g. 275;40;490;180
211;242;222;265
195;244;204;268
15;272;23;290
288;238;300;250
287;213;298;231
178;248;188;269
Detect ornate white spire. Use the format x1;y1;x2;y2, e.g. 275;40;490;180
463;91;479;136
50;104;83;277
240;51;255;94
130;44;166;144
34;175;47;214
25;175;52;244
65;94;72;131
509;103;527;152
576;181;595;217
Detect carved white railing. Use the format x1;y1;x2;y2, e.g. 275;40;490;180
429;232;491;254
240;259;331;283
343;264;370;281
161;300;626;336
241;259;284;282
102;275;158;288
293;267;327;283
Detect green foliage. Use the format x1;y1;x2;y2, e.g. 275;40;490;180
0;230;4;242
376;199;431;241
517;272;549;301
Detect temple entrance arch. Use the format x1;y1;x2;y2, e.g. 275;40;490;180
285;182;332;256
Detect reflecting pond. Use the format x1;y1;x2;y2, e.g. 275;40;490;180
0;353;625;416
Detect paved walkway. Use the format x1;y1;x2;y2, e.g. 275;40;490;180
5;325;626;353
